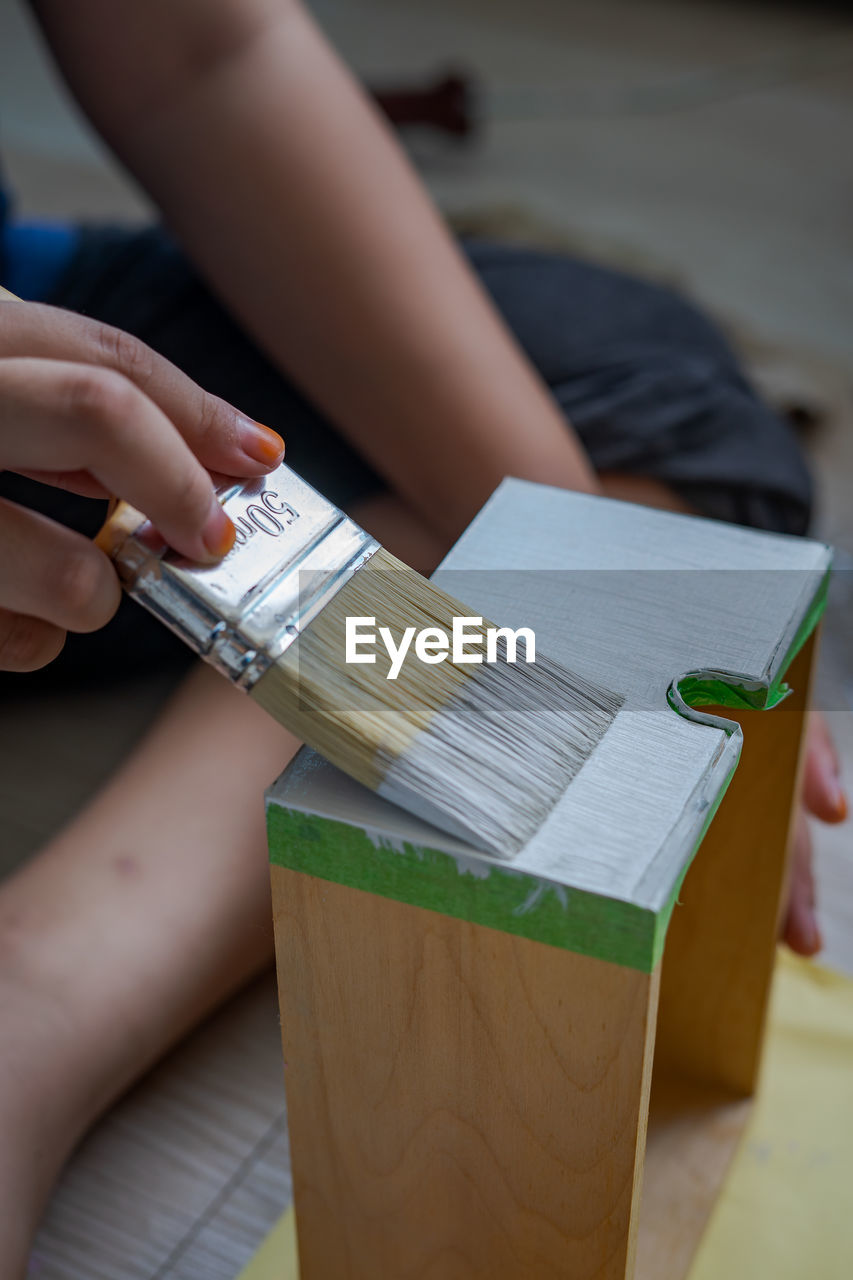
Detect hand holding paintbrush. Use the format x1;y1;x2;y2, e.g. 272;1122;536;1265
0;290;284;668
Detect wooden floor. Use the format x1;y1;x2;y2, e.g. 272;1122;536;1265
28;974;291;1280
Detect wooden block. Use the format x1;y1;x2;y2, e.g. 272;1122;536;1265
638;1077;752;1280
655;636;818;1098
267;481;829;1279
273;871;659;1278
637;637;816;1278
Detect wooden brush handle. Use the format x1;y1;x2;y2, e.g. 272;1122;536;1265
94;499;148;561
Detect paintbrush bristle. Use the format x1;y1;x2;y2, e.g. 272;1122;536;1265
251;549;622;857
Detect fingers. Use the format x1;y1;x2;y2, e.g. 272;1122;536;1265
0;607;66;672
802;711;848;824
0;357;236;562
785;711;845;957
782;808;822;956
0;497;121;633
0;301;284;476
0;301;285;673
14;468;110;499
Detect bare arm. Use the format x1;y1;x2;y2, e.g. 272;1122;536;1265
31;0;598;542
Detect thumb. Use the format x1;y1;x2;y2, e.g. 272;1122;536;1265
802;712;847;824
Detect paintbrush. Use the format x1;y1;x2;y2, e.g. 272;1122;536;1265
95;462;622;858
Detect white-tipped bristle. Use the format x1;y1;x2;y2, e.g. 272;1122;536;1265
251;549;622;857
378;645;622;856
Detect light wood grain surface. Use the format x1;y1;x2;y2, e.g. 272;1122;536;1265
273;867;659;1279
636;1077;752;1280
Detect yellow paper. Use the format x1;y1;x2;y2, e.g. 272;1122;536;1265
239;951;853;1280
690;950;853;1280
238;1199;298;1280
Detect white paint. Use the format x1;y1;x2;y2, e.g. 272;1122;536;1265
378;646;619;856
362;827;414;857
269;481;830;912
448;852;494;881
514;882;570;916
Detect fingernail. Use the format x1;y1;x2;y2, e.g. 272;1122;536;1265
202;496;236;560
237;419;285;467
830;777;848;821
805;917;823;955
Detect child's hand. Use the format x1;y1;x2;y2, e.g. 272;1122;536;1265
784;711;848;955
0;300;284;671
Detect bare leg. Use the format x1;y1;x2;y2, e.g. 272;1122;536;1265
0;666;298;1276
598;470;693;513
352;491;449;573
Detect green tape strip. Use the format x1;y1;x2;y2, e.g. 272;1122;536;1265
268;806;659;972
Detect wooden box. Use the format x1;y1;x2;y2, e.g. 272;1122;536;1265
266;480;830;1279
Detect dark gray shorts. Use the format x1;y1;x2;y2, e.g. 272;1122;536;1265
0;225;812;686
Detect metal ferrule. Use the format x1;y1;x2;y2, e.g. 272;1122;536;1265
104;462;380;689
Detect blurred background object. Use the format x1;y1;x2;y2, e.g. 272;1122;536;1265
372;68;478;137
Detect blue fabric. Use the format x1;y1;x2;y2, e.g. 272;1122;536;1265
0;157;80;298
1;219;81;301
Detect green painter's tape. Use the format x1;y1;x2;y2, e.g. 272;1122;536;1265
675;675;792;712
268;806;659;972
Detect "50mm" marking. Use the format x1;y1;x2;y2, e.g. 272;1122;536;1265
232;489;299;546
